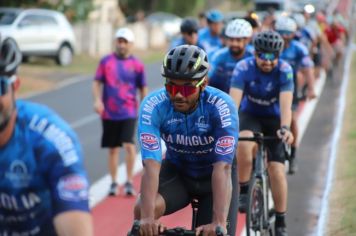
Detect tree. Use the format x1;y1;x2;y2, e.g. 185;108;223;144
0;0;93;22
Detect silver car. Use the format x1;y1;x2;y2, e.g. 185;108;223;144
0;8;76;66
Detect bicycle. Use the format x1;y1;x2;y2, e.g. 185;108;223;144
239;132;289;236
127;219;226;236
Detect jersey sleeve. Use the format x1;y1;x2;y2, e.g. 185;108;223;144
137;93;164;163
34;114;90;216
94;57;106;82
210;95;239;164
230;60;248;90
136;61;147;88
208;52;222;87
279;61;294;92
297;43;314;68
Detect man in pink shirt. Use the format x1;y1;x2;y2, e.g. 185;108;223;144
92;28;148;196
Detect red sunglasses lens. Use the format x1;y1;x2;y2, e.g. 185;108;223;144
165;84;197;97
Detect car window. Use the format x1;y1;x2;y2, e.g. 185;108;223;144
0;11;18;25
18;14;58;28
37;15;58;26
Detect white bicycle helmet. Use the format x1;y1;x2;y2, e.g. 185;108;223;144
275;16;297;33
292;13;306;29
225;19;253;38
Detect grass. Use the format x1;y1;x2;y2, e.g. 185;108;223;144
327;49;356;235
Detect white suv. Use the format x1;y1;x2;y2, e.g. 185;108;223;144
0;8;76;66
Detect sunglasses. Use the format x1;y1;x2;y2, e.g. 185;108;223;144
277;30;294;36
0;75;16;96
165;78;205;97
257;52;278;61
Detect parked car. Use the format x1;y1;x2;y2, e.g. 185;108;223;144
0;8;76;66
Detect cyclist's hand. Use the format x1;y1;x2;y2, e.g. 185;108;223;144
196;223;226;236
277;126;294;145
139;218;164;236
94;100;104;115
307;87;317;100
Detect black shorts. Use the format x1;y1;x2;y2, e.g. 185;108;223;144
158;159;238;235
239;112;286;163
101;119;136;148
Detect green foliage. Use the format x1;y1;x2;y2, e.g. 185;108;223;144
0;0;93;22
120;0;203;17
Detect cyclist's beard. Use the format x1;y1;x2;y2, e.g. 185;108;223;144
0;98;15;133
229;47;244;58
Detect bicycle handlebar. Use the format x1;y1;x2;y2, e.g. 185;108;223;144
127;220;226;236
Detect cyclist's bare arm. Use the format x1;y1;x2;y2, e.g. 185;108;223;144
139;159;164;235
54;211;93;236
279;91;293;128
300;67;316;99
279;91;294;144
196;161;231;235
212;161;232;226
229;87;243;109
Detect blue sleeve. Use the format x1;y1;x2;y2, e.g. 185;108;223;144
279;62;294;92
208;53;221;85
230;60;247;90
36;114;90;216
210;95;239;163
137;93;165;163
297;43;314;68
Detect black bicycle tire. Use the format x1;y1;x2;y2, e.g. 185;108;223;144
246;176;264;236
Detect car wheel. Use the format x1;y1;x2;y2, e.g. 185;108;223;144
56;45;73;66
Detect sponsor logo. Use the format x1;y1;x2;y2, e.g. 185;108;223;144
265;82;274;92
57;174;88;201
167;118;183;125
140;133;160;151
215;136;235;155
5;160;32;188
195;116;209;131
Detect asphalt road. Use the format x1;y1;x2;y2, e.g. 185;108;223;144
29;62;162;183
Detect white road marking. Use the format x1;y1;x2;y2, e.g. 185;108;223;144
316;44;355;236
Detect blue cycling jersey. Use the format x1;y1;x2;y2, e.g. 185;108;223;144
198;27;223;60
231;57;294;117
280;40;314;76
137;86;239;178
0;100;89;235
169;37;204;50
208;47;253;93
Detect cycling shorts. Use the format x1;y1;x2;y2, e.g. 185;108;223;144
158;159;238;235
239;112;286;164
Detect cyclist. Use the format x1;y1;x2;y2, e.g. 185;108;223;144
274;16;316;174
198;9;224;60
0;38;93;235
134;45;239;236
170;18;203;49
208;19;253;93
229;30;294;236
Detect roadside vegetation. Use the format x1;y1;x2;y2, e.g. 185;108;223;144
327;48;356;235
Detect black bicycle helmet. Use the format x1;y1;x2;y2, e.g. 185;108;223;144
161;45;209;80
0;37;22;76
180;18;199;33
253;30;284;53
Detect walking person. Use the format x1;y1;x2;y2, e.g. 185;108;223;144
92;27;148;196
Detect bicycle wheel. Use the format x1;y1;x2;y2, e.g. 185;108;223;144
246;176;269;236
